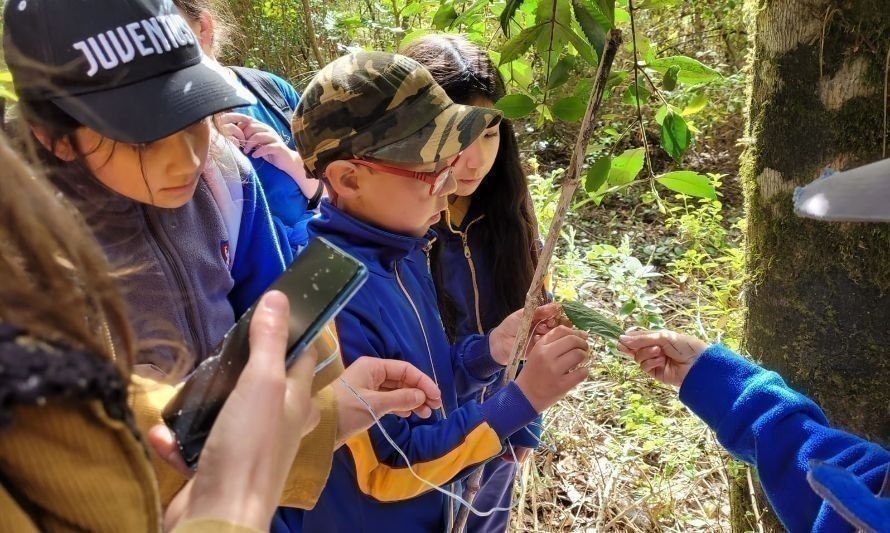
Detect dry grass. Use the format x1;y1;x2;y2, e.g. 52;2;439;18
508;95;749;532
510;346;737;532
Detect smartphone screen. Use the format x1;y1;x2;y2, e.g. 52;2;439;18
162;237;367;469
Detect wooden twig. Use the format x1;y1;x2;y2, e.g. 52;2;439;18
746;467;766;533
500;28;623;389
449;28;623;533
300;0;325;68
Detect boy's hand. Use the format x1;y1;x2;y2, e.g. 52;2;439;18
617;329;708;387
489;303;566;365
333;357;443;447
514;326;589;412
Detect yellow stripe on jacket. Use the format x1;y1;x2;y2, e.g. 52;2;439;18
345;422;502;502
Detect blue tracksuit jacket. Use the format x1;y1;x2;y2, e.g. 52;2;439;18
277;201;540;532
681;345;890;532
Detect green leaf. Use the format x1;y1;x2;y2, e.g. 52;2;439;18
608;147;645;185
535;0;570;68
561;299;623;341
552;96;586;121
560;25;597;65
572;0;611;57
681;92;708;115
401;1;423;17
622;84;650;106
619;300;637;316
614;7;630;23
661;112;692;162
655;103;681;125
452;0;487;27
662;65;679;90
501;59;534;88
647;56;721;84
656;171;716;199
400;29;432;47
500;0;527;35
585;156;611;193
495;94;537;119
572;78;594;99
432;1;458;29
0;71;12;83
499;24;544;64
547;56;576;89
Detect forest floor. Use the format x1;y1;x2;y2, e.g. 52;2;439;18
509;100;749;531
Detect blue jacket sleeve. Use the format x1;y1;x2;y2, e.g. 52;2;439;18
679;344;890;532
228;168;291;317
451;333;501;398
335;308;538;502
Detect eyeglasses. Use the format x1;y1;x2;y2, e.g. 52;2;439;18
347;155;460;196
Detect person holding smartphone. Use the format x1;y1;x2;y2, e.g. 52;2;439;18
0;128;442;531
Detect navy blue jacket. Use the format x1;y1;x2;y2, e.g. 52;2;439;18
681;345;890;532
436;202;542;450
280;201;539;532
234;71;315;253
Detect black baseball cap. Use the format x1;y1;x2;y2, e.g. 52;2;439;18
3;0;255;143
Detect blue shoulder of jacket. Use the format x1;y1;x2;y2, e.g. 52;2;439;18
264;71;300;108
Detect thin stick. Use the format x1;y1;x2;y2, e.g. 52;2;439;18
450;29;623;533
746;467;766;533
500;28;623;389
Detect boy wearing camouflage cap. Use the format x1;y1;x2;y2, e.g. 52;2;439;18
277;52;590;532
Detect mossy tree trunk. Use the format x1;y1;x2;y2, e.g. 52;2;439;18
736;0;890;530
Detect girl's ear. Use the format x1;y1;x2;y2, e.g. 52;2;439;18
31;126;77;161
324;161;362;201
196;10;216;54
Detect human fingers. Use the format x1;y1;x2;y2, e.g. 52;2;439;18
371;358;442;408
640;355;667;375
537;325;585;347
633;345;663;365
220;123;246;143
540;331;589;361
559;365;589;390
239;120;277;139
218;112;254;125
147;425;192;478
531;302;563;332
243;291;291;382
618;330;677;353
250;144;284;160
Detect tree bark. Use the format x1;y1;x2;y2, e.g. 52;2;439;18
301;0;326;68
737;0;890;529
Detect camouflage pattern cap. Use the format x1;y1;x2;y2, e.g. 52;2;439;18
293;51;502;177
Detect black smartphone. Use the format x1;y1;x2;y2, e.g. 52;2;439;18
162;237;368;470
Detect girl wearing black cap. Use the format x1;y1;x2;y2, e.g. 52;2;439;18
0;125;320;531
2;0;443;528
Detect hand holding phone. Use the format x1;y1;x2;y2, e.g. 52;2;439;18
162;238;368;469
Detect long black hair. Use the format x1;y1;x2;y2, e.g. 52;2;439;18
403;35;542;337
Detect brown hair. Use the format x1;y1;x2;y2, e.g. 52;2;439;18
172;0;238;58
0;131;135;373
403;35;543;336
